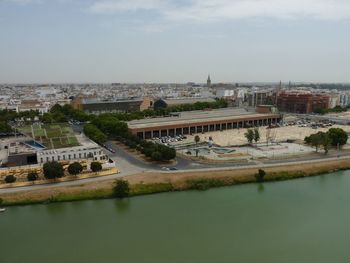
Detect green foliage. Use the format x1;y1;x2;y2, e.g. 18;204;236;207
255;169;266;182
187;178;226;191
27;172;38;182
68;162;83;175
245;129;254;144
83;124;107;144
90;162;102;173
194;135;200;144
43;161;64;179
305;128;348;153
328;128;348;147
313;108;328;115
253;128;260;143
0;109;40;123
314;105;348;115
48;104;90;123
5;175;16;184
151;151;162;161
305;131;332;154
114;179;130;198
0;122;12;133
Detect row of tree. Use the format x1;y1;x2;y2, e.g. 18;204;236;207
3;161;103;184
313;105;349;115
244;128;261;144
84;113;176;162
41;99;228;124
304;128;348;154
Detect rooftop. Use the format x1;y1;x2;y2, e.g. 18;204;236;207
128;108;280;129
81;97;143;105
160;97;216;105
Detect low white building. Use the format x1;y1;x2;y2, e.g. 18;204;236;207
37;144;107;164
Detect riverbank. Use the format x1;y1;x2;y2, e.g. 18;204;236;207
1;157;350;206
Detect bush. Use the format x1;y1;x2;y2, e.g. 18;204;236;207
255;169;266;182
114;179;130;198
187;178;225;191
27;172;38;182
43;161;64;179
5;175;16;184
151;151;162;161
90;162;102;173
68;162;83;175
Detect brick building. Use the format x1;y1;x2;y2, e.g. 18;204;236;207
277;92;330;114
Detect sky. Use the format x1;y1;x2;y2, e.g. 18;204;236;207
0;0;350;83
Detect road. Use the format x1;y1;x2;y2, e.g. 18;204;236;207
1;140;350;194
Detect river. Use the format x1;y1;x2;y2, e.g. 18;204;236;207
2;170;350;263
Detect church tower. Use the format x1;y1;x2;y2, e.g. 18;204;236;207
207;74;211;88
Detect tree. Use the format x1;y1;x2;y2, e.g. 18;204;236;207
90;162;102;173
68;162;83;176
305;132;329;153
244;129;254;144
114;179;130;198
253;128;260;144
5;175;16;184
255;169;266;182
43;161;64;180
320;132;331;154
328;128;348;147
194;135;200;145
27;171;38;182
83;124;107;144
151;151;162;161
0;122;12;133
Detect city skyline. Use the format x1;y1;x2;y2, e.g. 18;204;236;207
1;0;350;83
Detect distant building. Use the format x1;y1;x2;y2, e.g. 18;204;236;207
277;91;330;114
18;100;49;115
153;97;217;110
207;75;211;88
128;108;282;139
71;96;153;114
246;89;274;107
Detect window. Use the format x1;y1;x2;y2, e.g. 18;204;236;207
40;158;43;163
84;153;87;158
68;154;71;160
79;153;81;158
74;154;76;159
46;157;49;162
52;156;55;161
58;156;61;161
63;155;66;160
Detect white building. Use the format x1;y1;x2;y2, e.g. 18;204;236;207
37;145;107;164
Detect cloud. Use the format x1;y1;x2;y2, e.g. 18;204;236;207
2;0;42;4
88;0;167;13
88;0;350;21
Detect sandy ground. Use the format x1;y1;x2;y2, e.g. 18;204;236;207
181;125;350;147
2;157;350;205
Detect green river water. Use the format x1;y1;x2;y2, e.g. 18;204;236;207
2;170;350;263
